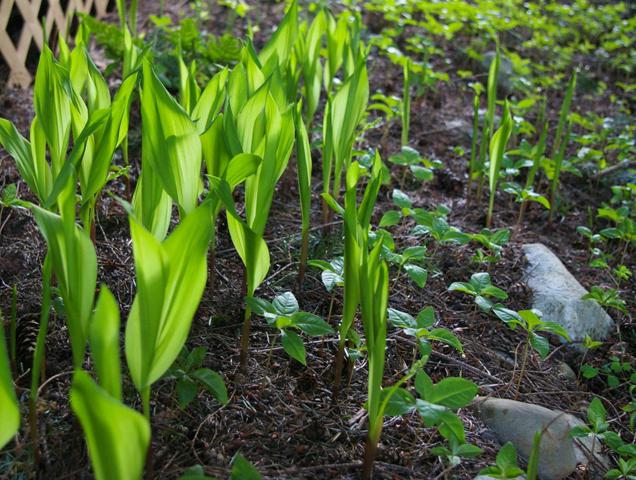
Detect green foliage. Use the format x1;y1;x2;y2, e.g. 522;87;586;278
0;315;19;450
125;203;213;413
479;442;525;479
166;347;228;408
246;291;333;365
71;371;150;480
448;272;508;313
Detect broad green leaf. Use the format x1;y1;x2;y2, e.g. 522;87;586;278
529;332;550;359
34;46;72;170
291;312;334;336
141;61;202;215
89;286;122;401
379;210;401;227
177;377;198;407
230;453;262;480
192;368;228;405
0;118;51;202
32;207;97;368
428;378;478;409
0;318;19;449
273;291;299;316
71;371;150;480
280;330;306;365
126;203;213;391
404;264;428;288
381;387;415;416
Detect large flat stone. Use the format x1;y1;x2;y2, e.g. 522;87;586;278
472;397;606;480
522;243;614;343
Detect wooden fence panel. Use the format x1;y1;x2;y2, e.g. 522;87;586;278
0;0;110;87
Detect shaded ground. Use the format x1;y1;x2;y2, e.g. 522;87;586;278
0;1;634;479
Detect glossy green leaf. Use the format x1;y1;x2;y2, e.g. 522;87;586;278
71;371;150;480
89;286;122;401
0;318;19;449
126;203;213;391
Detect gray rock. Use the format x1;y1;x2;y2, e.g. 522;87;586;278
556;361;578;383
522;243;614;343
472;397;606;480
481;51;514;94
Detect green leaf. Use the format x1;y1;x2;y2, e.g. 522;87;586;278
179;465;216;480
588;398;606;427
381;387;415;416
32;207;97;368
177;377;198;407
291;312;334;336
392;189;413;209
428;377;478;408
405;264;428;288
410;165;434;181
427;328;464;354
230;453;262;480
379;210;402;228
280;330;306;365
529;332;550;359
496;442;521;475
126;203;213;391
0;317;19;449
89;286;122;400
71;371;150;480
244;297;273;316
141;60;202;215
414;371;434;398
272;292;299;316
193;368;228;405
416;307;436;329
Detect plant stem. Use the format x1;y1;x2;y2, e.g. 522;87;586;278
297;227;309;299
239;265;251;373
332;341;346;403
515;340;530;399
9;284;17;374
514;199;528;238
362;437;378;480
29;254;52;465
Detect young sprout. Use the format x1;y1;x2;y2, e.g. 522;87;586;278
492;308;570;396
448;272;508;313
549;73;577;220
72;286;150;480
126;203;214;419
323;154;383;400
0;310;19;450
486;100;514;228
246;291;333;366
402;59;412;146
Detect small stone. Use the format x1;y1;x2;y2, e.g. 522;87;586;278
522;243;614;344
556;361;578;382
472;397;607;480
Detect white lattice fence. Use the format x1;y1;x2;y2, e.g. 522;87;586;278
0;0;110;87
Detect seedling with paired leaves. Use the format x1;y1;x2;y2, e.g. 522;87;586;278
247;291;333;366
388;306;463;355
165;346;228;408
492;308;570;395
448;272;508;313
478;442;526;479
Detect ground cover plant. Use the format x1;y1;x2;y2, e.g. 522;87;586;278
0;0;634;479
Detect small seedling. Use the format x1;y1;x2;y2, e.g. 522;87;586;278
247;291;333;366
